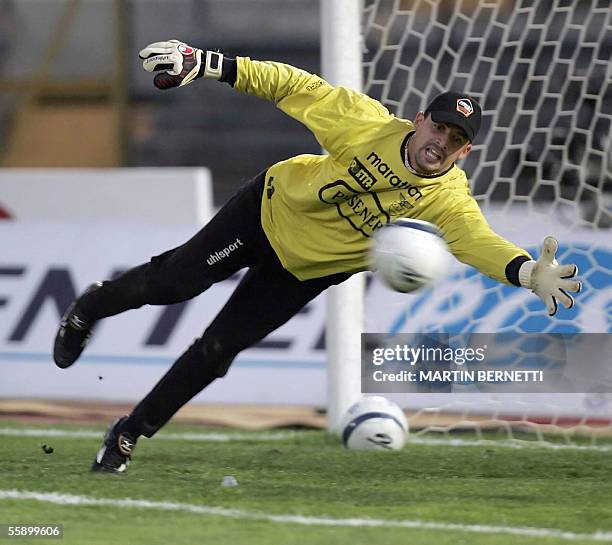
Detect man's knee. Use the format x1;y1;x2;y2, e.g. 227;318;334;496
194;334;237;378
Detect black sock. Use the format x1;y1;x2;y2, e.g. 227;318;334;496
119;340;219;439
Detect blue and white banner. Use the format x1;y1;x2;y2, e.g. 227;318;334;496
0;210;610;415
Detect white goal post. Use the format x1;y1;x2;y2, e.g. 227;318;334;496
323;0;612;441
321;0;365;432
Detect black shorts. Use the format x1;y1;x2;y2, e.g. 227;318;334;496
145;170;351;358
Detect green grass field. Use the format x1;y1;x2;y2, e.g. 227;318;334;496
1;420;612;545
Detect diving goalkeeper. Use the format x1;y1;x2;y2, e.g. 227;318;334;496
53;40;581;473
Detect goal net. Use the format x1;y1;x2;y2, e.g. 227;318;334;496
361;0;612;445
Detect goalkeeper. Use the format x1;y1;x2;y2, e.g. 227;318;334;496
53;40;581;473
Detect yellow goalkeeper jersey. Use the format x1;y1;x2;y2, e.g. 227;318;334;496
234;57;531;283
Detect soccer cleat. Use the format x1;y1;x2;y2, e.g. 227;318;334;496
91;417;137;474
53;282;101;369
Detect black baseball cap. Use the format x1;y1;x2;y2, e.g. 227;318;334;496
424;92;482;142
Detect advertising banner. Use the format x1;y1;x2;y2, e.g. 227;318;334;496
0;222;328;405
1;210;610;415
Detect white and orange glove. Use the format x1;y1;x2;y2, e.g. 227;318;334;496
519;236;582;316
139;39;223;89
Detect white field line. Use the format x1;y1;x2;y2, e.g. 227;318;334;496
2;427;611;452
0;427;305;442
409;436;612;452
1;490;611;542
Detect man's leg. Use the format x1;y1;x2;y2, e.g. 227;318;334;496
54;172;268;368
92;259;350;472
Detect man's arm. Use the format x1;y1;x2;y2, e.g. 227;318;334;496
440;208;581;316
139;40;224;88
138;39;390;160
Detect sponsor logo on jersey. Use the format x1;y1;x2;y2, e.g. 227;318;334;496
319;181;389;237
266;177;275;199
348;157;377;190
366;152;423;199
387;192;415;216
456;98;474;117
306;79;324;92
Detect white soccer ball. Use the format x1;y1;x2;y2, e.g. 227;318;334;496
340;396;408;451
370;219;450;293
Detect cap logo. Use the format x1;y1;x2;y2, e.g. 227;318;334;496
456;98;474;118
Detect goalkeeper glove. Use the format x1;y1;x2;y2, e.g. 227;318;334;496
518;236;582;316
139;39;223;89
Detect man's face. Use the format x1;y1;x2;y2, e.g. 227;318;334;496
407;112;472;175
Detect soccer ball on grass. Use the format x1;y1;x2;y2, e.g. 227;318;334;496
340;396;408;451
